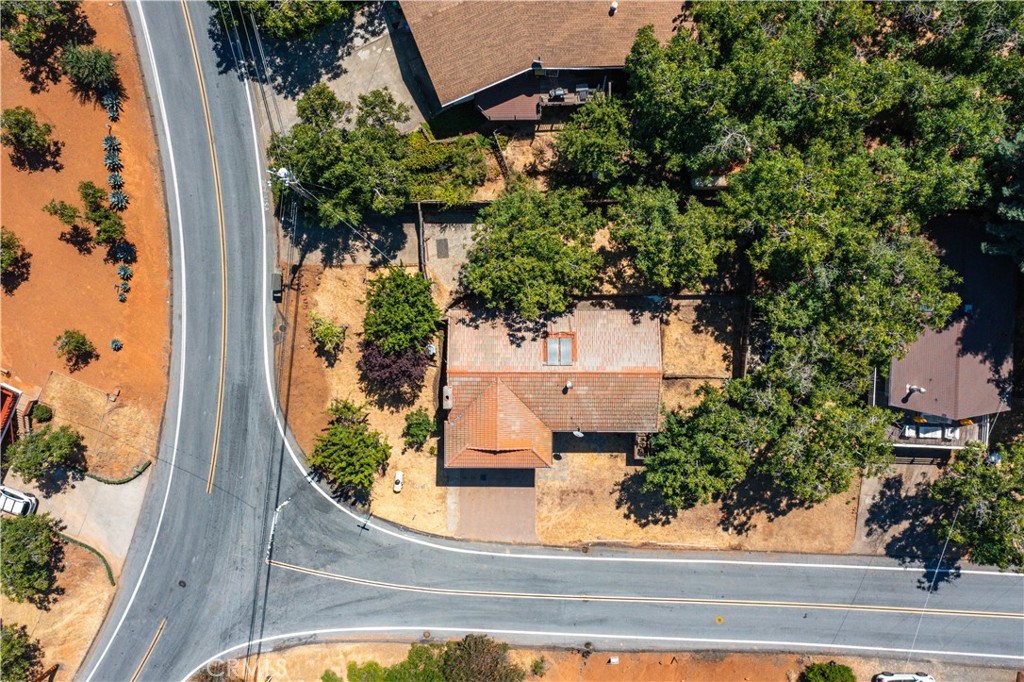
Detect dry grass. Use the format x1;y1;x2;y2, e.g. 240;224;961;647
536;450;860;553
662;297;742;379
0;544;116;681
39;372;157;478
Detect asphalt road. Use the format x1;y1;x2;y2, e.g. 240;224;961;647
79;2;1024;680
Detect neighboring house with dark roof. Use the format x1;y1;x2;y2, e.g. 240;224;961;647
880;221;1016;450
443;304;662;468
399;1;681;121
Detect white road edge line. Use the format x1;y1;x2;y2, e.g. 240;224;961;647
84;2;189;679
182;625;1024;680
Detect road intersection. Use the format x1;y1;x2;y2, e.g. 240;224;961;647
79;2;1024;680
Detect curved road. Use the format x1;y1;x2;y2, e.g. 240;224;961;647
80;3;1024;680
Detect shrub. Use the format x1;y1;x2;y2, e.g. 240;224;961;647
406;131;488;206
93;212;125;245
108;241;136;263
402;407;435;450
0;513;62;604
102;134;120;152
108;171;124;189
6;424;84;482
1;227;27;275
801;662;856;682
117;264;133;280
103;148;122;171
357;341;429;398
308;312;347;359
118;281;130;293
1;623;44;682
308;399;391;494
363;268;440;355
530;656;548;677
43;199;81;226
54;328;96;370
30;403;53;423
0;0;84;58
109;190;129;211
110;338;123;351
1;106;52;152
60;44;118;93
101;89;121;121
117;291;127;302
441;635;525;682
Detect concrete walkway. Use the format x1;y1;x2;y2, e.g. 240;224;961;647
4;468;150;576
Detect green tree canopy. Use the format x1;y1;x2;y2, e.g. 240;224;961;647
362;268;440;355
930;442;1024;571
556;94;633;187
609;185;730;290
1;227;27;275
0;0;84;58
983;130;1024;272
1;106;53;153
6;424;85;482
1;623;44;682
0;513;62;604
214;0;358;40
54;328;96;370
309;399;391;494
462;186;603;319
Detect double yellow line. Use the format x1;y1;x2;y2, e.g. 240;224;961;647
269;559;1024;621
129;617;166;682
181;0;228;495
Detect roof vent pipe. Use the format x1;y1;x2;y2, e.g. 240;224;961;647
564;380;573;391
609;1;618;16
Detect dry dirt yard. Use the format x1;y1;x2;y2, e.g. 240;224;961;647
39;371;157;478
276;263;446;535
0;543;116;681
0;2;170;419
234;640;1016;682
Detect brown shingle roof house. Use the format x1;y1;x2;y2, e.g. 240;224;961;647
444;304;662;468
399;1;681;120
886;219;1016;448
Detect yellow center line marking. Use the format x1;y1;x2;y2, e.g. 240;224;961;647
129;617;166;682
181;0;229;495
269;559;1024;621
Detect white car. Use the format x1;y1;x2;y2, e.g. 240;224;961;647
393;470;404;493
0;485;38;516
874;673;935;682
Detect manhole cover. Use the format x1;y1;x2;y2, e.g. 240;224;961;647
435;238;449;259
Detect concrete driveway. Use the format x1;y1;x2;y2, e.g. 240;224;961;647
447;469;537;543
3;468;150;575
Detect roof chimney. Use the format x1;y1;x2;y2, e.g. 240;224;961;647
609;1;618;16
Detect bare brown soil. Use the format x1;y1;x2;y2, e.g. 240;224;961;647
236;640;1017;682
39;371;157;478
276;264;446;534
1;2;170;423
0;543;116;682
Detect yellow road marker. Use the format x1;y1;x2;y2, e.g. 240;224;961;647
269;559;1024;621
180;0;229;495
129;617;166;682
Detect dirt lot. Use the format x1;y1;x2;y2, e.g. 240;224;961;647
276;264;446;534
1;2;170;422
0;543;116;681
234;640;1018;682
537;449;860;552
39;371;157;478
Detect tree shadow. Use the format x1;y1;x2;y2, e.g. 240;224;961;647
12;7;95;93
1;250;32;294
59;225;95;254
33;458;87;499
6;140;64;173
61;347;99;373
309;467;372;509
865;472;964;591
103;239;137;264
718;472;810;536
613;470;678;528
209;2;387;100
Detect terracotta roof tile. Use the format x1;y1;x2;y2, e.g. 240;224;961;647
400;0;682;106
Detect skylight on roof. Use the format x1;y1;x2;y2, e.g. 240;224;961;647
546;335;574;366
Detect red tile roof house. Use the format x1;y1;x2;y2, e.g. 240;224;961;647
879;221;1016;451
398;1;682;121
443;304;662;468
